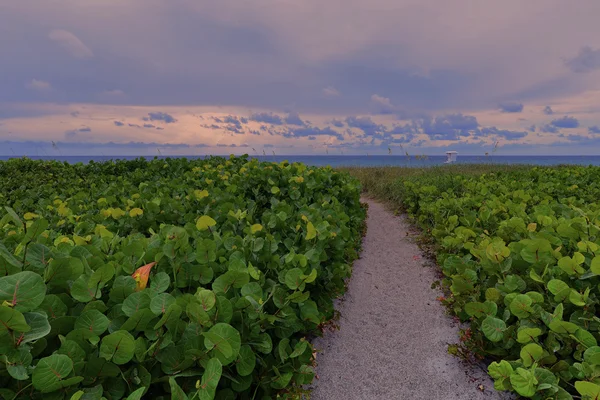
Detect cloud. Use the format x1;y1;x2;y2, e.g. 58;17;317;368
114;121;124;126
370;94;395;114
345;116;386;137
527;125;536;132
26;79;51;91
543;106;554;115
322;86;340;97
550;116;579;128
249;112;284;125
284;126;344;140
564;46;600;73
284;112;306;126
143;123;155;128
48;29;94;59
143;112;177;123
330;119;344;127
420;113;479;140
541;124;560;133
589;126;600;134
64;126;91;140
498;102;524;113
476;127;527;141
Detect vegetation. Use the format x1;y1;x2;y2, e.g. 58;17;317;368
350;164;600;399
0;156;366;399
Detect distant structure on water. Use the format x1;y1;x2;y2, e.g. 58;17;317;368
445;151;458;163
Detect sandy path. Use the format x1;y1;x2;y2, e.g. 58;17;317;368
308;198;512;400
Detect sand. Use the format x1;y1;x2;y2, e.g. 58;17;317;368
308;198;514;400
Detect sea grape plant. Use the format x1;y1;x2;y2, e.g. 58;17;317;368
0;155;366;399
367;166;600;399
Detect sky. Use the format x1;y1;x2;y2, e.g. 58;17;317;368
2;0;600;156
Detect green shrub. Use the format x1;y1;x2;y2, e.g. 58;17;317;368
0;155;365;399
352;165;600;399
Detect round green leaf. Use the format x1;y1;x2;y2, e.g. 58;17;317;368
0;271;47;312
204;323;241;365
122;292;151;317
196;289;216;311
99;330;135;365
509;368;538;398
198;358;222;400
520;343;543;367
0;305;30;333
236;345;256;376
32;354;75;393
75;309;110;336
196;215;217;231
150;293;176;315
481;316;506;342
21;312;51;343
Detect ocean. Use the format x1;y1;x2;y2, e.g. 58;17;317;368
1;155;600;167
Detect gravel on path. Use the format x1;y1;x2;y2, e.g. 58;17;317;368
308;198;513;400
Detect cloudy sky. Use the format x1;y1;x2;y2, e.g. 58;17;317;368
2;0;600;156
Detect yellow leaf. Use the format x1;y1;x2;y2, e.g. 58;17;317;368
251;224;263;234
527;223;537;232
94;224;114;239
196;215;217;231
132;262;156;291
73;235;88;246
23;212;38;220
129;208;144;217
305;221;317;240
194;189;209;200
110;208;126;219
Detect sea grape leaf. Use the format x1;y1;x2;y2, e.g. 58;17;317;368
547;279;570;302
0;271;46;312
70;275;96;303
516;328;542;344
196;215;217;231
196;289;216;311
558;253;585;275
99;330;135;365
236;345;256;376
481;316;506;342
284;268;305;290
21;312;51;343
0;241;22;269
509;368;538;398
520;343;543;367
122;291;151;317
576;329;598;348
510;294;533;319
150;293;176;315
169;377;189;400
204;323;241;365
212;270;248;294
305;222;317;240
45;257;84;287
198;358;222;400
584;346;600;365
75;309;110;336
32;354;76;393
125;387;146;400
549;320;579;335
575;381;600;399
488;360;513;391
4;347;32;380
0;305;30;333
